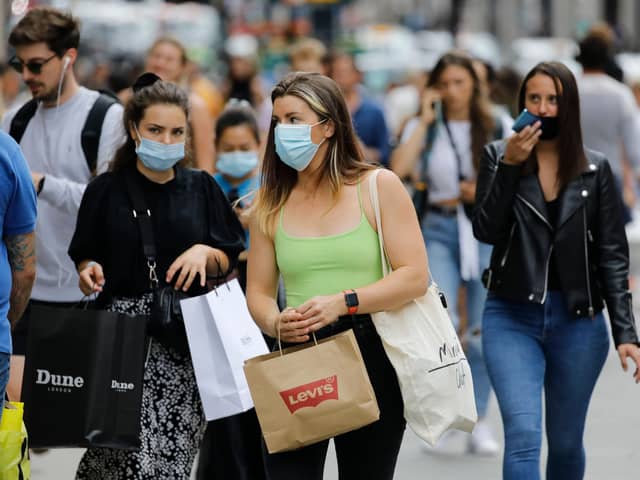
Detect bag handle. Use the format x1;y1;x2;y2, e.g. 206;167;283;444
368;170;390;277
368;169;435;286
275;316;318;356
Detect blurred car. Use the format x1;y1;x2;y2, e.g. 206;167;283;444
508;37;582;76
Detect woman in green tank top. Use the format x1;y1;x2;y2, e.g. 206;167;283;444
246;72;429;480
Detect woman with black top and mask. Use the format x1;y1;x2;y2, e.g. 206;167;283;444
473;61;640;480
68;73;244;479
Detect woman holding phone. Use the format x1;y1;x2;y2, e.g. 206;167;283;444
391;51;511;454
473;61;640;479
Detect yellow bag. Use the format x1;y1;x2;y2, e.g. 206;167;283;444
0;400;30;480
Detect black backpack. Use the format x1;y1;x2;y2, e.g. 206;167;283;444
9;92;119;175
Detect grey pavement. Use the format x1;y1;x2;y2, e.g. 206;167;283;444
26;225;640;479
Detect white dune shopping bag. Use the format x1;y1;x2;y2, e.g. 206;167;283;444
180;279;269;421
368;170;477;446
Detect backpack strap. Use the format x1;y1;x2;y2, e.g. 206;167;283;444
81;93;118;175
8;99;38;145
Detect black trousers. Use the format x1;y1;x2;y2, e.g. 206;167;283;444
196;408;266;480
263;314;406;480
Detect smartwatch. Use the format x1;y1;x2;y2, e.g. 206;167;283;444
343;289;359;315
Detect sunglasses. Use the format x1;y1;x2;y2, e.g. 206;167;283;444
9;53;58;75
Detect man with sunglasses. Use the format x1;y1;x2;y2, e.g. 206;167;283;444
0;7;124;402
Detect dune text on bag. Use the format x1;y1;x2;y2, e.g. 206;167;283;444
35;368;85;392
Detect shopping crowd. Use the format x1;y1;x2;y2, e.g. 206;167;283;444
1;6;639;480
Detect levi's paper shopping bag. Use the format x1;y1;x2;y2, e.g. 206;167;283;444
244;329;379;453
180;278;269;421
22;306;146;450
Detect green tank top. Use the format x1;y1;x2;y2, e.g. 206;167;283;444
274;182;383;308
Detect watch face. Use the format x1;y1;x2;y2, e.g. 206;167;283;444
345;292;358;306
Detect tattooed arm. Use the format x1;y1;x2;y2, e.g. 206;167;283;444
5;232;36;327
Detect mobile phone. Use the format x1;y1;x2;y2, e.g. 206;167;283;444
512;109;539;132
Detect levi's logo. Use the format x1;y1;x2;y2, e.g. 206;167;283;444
280;376;338;413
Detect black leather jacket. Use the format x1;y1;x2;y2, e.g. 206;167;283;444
473;140;639;347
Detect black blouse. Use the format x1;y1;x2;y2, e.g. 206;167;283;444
69;165;245;304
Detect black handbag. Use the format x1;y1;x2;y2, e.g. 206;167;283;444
124;174;189;354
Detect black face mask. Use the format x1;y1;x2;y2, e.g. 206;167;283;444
539;116;559;140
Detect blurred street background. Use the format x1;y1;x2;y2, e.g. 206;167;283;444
3;0;640;122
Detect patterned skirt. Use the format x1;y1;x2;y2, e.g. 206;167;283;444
76;294;206;480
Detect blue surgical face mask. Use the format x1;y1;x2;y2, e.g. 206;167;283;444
134;125;185;172
274;120;326;171
216;151;259;178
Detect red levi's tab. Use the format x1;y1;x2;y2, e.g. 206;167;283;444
280;376;339;414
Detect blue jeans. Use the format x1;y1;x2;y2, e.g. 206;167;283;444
0;352;9;424
483;292;609;480
421;212;493;417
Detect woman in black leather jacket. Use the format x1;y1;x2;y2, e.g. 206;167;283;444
473;61;640;480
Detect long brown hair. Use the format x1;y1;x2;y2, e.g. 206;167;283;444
428;51;495;172
110;78;191;172
253;72;373;234
518;62;587;188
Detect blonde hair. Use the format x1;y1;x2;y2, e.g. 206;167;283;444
253;73;373;235
289;38;327;66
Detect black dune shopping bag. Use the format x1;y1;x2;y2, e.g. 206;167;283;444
22;305;147;450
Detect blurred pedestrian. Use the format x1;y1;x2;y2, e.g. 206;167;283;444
329;52;391;166
576;33;640;224
0;62;28;116
197;102;266;480
289;37;328;74
474;61;640;480
1;6;124;402
69;73;244;479
212;101;261;291
0;131;37;419
144;37;216;173
247;72;428;479
391;51;510;455
582;22;624;83
222;34;272;135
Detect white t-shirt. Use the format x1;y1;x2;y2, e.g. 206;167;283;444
401;112;512;203
1;87;125;301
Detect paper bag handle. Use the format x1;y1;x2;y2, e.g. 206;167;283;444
276;315;318;356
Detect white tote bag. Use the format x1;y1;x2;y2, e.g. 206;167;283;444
368;170;477;446
180;278;269;421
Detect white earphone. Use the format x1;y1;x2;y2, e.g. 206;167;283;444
63;56;71;69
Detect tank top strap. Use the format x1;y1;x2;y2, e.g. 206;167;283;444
356;180;364;215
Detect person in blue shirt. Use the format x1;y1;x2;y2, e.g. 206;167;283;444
329;52;391;166
198;102;266;480
0;131;36;419
212;101;260;290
